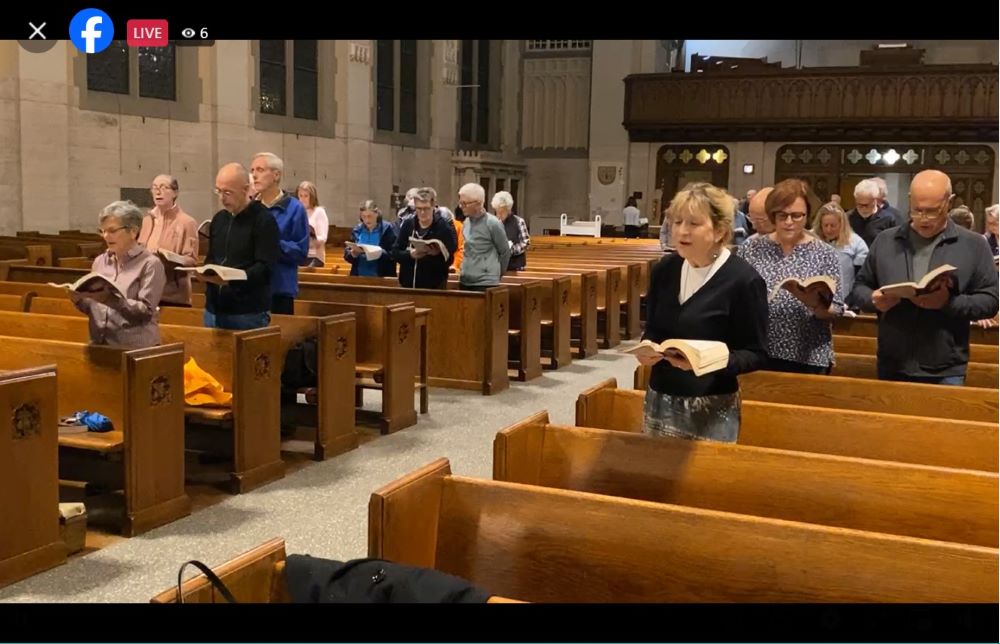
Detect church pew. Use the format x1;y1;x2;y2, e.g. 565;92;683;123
369;458;997;602
0;311;284;494
0;366;66;588
0;336;189;536
0;263;87;287
0;242;51;266
832;352;997;388
834;314;999;345
579;379;997;472
521;263;622;347
495;413;997;547
297;272;544;382
834;334;998;363
294;282;510;395
0;235;103;261
633;365;998;423
515;269;598;358
150;537;523;603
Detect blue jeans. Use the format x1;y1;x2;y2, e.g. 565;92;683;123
877;366;966;386
203;310;271;330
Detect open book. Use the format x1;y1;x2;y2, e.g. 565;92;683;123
344;241;384;261
409;237;450;262
880;264;956;299
769;275;837;304
176;264;247;282
623;339;729;377
47;272;126;299
157;248;192;265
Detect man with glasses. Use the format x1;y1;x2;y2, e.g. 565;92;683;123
456;183;510;291
138;174;199;306
850;170;999;385
202;163;280;330
847;178;896;247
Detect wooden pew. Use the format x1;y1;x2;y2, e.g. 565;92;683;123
580;379;997;471
0;263;86;286
495;413;998;547
0;242;51;266
633;365;999;423
832;352;998;388
369;458;997;602
517;269;598;358
298;272;544;382
834;314;999;345
0;336;190;535
0;366;66;588
834;334;999;364
295;282;510;395
0;235;103;261
0;311;284;493
521;264;621;348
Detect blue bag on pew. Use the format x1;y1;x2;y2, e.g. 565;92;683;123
58;411;113;433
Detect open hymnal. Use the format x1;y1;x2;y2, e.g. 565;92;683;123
768;275;837;304
344;241;384;261
157;248;191;265
176;265;247;282
880;264;956;299
408;237;450;262
623;339;729;377
47;272;126;299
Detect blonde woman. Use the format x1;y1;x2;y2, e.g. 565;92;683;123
296;181;329;267
811;201;868;301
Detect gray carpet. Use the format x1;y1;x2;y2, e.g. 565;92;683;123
0;346;638;603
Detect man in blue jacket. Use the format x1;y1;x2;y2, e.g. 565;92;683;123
251;152;309;314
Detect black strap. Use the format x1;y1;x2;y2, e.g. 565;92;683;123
176;560;238;604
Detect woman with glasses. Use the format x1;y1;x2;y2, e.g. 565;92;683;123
738;179;845;374
71;200;166;348
811;201;868;302
138;174;199;306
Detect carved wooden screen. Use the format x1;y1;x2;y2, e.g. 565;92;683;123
654;145;730;223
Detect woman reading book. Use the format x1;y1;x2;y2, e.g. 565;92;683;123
71;200;166;348
138;174;199;307
738;179;845;375
344;200;397;277
636;182;768;443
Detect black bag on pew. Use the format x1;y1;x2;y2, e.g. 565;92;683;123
284;555;491;603
281;337;319;391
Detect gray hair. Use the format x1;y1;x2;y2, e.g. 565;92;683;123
458;182;485;205
414;188;437;205
491;190;514;210
405;187;420;201
98;200;144;231
252;152;284;175
854;179;880;200
359;199;382;217
986;204;999;221
871;177;888;199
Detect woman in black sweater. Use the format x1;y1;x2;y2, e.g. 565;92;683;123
638;182;769;443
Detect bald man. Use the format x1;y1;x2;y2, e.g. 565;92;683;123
745;186;775;239
850;170;998;385
202;163;280;330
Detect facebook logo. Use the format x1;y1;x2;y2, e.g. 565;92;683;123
69;8;114;54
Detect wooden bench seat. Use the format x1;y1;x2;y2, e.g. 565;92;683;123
496;413;998;547
370;459;997;602
582;378;998;471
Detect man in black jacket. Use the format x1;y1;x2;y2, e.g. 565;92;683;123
850;169;999;385
203;163;280;330
391;188;457;289
848;178;897;247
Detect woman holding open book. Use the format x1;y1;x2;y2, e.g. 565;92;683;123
138;174;198;306
71;200;165;348
636;182;768;443
738;179;845;375
344;200;397;277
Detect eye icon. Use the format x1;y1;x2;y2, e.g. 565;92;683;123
181;27;195;38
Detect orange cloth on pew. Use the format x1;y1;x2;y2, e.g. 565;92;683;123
184;357;233;406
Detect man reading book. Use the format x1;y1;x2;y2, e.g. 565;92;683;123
850;170;999;385
72;200;166;348
203;163;279;330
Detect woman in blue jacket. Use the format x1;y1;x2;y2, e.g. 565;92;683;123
344;200;398;277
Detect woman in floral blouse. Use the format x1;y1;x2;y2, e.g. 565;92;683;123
737;179;844;374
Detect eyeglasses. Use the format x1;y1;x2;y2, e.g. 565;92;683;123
773;211;808;223
910;201;949;220
151;184;174;192
458;200;481;209
97;226;127;236
214;188;237;198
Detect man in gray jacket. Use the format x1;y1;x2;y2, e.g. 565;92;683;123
457;182;510;290
850;170;999;385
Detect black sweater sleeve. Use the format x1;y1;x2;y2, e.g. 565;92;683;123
725;272;769;377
